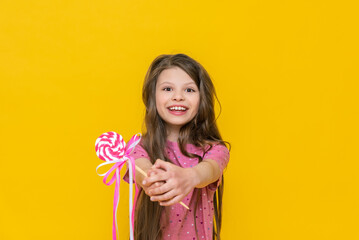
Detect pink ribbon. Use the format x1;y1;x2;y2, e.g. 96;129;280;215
95;132;141;240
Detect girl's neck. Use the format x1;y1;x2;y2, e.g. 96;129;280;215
166;125;181;142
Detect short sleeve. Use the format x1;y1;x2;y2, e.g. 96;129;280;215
123;142;150;183
203;144;230;191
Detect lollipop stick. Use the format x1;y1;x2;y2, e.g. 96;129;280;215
135;165;147;177
134;165;189;210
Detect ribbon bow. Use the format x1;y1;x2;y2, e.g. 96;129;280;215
95;131;141;240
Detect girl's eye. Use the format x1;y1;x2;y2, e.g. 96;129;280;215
163;87;172;91
185;88;195;92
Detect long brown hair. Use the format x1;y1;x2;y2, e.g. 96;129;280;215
135;53;229;240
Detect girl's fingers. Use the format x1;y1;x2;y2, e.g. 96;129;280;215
147;182;171;196
143;166;167;187
159;195;183;207
150;189;177;202
147;164;167;177
148;168;164;176
145;181;165;193
143;172;168;186
153;159;171;171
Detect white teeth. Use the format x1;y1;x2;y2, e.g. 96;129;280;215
169;106;187;111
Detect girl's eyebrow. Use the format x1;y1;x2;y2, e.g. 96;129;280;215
183;81;197;86
158;81;196;86
158;81;173;86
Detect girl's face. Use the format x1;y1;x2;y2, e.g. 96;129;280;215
155;67;200;133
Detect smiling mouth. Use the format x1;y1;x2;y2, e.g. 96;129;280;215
168;106;188;111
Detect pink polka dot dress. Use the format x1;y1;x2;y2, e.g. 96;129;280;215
125;140;230;240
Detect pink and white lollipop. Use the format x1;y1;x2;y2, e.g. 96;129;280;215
96;132;126;161
95;131;141;240
95;131;189;240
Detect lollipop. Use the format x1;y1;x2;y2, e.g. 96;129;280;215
96;132;140;240
95;131;189;240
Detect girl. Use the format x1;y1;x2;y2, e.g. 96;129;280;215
125;53;230;240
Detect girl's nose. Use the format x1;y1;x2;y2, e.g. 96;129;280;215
172;90;184;101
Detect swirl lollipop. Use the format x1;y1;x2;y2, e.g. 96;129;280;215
95;131;189;240
96;132;140;240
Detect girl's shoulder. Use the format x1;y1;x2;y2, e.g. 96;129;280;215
203;140;229;151
165;139;230;156
185;140;229;156
202;141;230;167
131;140;149;158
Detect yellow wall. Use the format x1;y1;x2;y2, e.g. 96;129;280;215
1;1;358;239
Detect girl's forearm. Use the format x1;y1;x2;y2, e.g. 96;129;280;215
134;157;153;188
191;159;221;188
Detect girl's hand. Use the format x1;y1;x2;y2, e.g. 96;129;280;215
141;168;165;195
142;159;198;206
142;168;165;196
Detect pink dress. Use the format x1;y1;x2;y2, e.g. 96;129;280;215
125;140;230;240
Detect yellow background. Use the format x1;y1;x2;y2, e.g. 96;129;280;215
1;0;358;239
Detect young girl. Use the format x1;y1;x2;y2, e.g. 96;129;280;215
125;53;230;240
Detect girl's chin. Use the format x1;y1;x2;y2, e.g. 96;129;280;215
165;122;186;128
164;122;190;130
